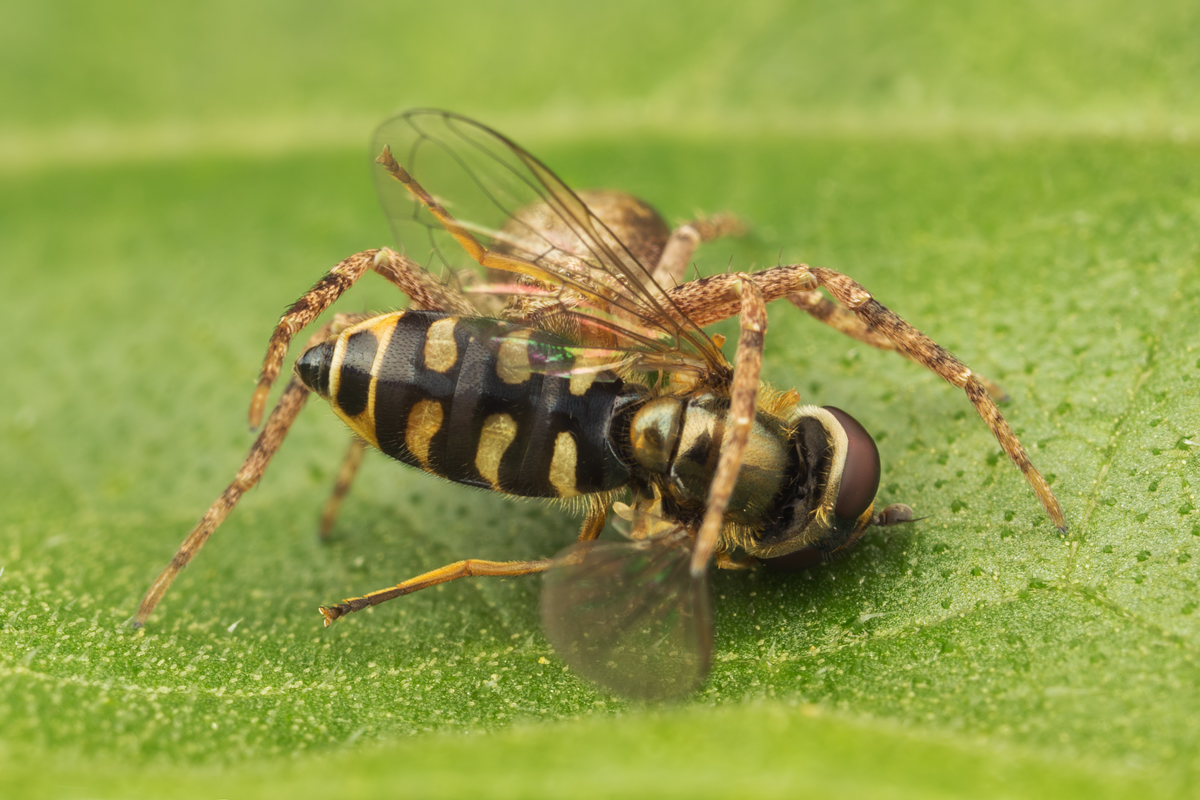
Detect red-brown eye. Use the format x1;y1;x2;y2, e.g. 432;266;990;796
823;406;880;521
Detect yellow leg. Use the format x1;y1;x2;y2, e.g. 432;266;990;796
319;557;553;625
577;501;609;542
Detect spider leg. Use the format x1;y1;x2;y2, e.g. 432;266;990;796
133;324;337;626
318;437;368;540
249;248;474;427
142;244;477;622
307;276;470;538
665;265;818;325
790;289;1009;403
287;311;373;542
652;212;747;288
805;266;1066;531
663;263;1065;531
690;276;767;575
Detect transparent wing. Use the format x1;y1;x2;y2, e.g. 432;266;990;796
540;528;713;701
372;109;728;377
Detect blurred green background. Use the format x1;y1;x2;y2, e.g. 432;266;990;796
3;1;1199;797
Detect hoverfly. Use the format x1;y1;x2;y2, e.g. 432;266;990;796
133;110;1066;700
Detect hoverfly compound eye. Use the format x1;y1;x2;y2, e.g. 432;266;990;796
822;406;881;522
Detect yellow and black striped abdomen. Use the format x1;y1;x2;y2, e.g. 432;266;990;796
295;310;634;498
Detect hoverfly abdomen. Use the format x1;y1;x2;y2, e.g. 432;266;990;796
296;309;634;499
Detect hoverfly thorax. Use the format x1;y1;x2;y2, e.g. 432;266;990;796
626;394;790;527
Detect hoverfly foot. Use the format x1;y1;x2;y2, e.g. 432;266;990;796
318;605;343;627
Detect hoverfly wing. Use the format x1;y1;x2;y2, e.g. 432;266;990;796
372;110;548;281
371;109;727;373
540;528;713;701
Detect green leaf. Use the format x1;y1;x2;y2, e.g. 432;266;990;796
3;1;1199;797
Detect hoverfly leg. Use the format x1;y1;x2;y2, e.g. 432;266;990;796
577;500;609;543
690;275;768;575
789;290;1009;403
805;266;1066;532
714;551;755;570
319;557;555;626
652;212;747;288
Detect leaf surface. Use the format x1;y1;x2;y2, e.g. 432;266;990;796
2;2;1199;797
